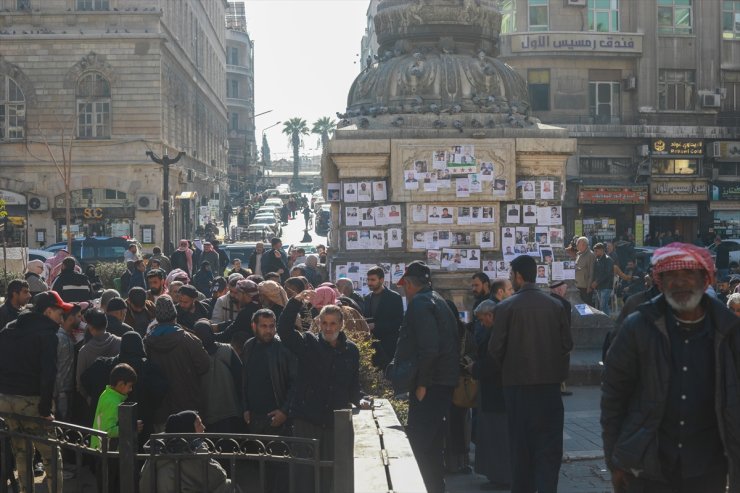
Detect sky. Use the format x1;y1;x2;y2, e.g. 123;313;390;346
244;0;370;160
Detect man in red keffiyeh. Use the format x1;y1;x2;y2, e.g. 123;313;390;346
602;242;740;493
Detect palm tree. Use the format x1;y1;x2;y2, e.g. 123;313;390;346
311;116;337;149
282;117;309;187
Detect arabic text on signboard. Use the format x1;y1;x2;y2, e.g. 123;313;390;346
650;180;708;201
509;32;642;54
578;187;648;205
651;139;704;156
712;184;740;202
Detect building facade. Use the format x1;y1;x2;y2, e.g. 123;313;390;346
225;1;256;198
0;0;229;251
360;0;740;243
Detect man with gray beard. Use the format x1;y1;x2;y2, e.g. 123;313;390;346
602;242;740;493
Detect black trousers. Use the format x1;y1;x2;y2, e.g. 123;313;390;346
578;287;592;305
504;384;563;493
407;385;454;493
625;462;728;493
292;418;334;493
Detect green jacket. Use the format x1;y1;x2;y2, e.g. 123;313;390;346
91;385;127;449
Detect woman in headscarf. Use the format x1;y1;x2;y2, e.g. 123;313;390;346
192;261;214;296
44;248;70;286
24;259;49;296
139;410;235;493
258;280;288;320
170;239;193;276
192;320;244;433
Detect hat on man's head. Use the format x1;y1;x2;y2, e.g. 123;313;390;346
397;260;431;286
211;276;227;294
227;273;245;286
146;268;164;279
154;295;178;323
549;280;566;289
34;291;74;314
106;297;127;312
652;242;716;286
236;279;259;296
178;285;199;299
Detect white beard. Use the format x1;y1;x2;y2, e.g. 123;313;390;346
664;288;704;313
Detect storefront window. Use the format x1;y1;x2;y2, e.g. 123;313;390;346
713;211;739;238
651;158;699;175
57;219;132;240
583;217;617;242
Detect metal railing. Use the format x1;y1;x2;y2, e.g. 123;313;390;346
1;403;354;493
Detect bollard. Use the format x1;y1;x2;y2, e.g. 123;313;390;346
333;409;354;493
118;402;138;493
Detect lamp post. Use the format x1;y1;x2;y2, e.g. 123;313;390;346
145;150;185;255
259;120;281;185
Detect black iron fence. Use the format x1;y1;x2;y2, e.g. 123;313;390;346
1;403;354;493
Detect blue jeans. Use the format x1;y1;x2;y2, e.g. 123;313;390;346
597;288;612;316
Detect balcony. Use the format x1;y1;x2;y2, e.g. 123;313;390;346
226;98;253;111
226;64;252;77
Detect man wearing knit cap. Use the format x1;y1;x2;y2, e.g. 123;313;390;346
144;296;210;431
105;297;134;337
602;242;740;492
175;285;210;332
214;279;261;343
211;273;244;324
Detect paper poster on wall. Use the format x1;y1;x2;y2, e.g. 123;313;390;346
452;232;472;247
373;181;387;201
426;250;442;270
360;207;375;227
502;227;515;246
335;265;349;280
480;162;494;181
327;183;341;202
493;179;507;196
391;263;406;284
438;230;452;248
346;230;360;250
551;261;576;280
481;206;495;224
413;160;428;173
523;205;537;224
412;204;427;222
478;231;494;249
496;260;510;278
535;226;550;245
516;227;530;244
387;228;403;248
522;181;536;200
458;207;471;225
506;204;521;224
357;181;372;202
359;230;371;248
549;227;564;247
471;206;482;224
370;230;385;250
456;178;470;198
374;206;387;226
541;180;554;200
412;231;426;249
423;172;438;192
343;183;357;202
387;205;402;224
425;231;439;249
439;206;454;224
348;261;362;275
427;206;442;225
437;168;451;188
483;259;497;273
469;174;482;193
526;242;540;257
541;248;554;264
535;264;550;284
432;151;447;169
466;249;481;270
345;206;359;226
537;206;562;226
404;171;419;190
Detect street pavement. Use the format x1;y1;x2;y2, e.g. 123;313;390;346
447;385;611;493
278;203;328;248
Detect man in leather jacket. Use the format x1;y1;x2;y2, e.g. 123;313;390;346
602;242;740;492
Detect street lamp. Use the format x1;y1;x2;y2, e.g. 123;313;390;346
145;150;185;255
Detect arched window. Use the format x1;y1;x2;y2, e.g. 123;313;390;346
0;76;26;140
76;72;110;139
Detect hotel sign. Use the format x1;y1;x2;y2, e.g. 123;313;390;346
650;179;708;201
579;186;648;205
510;32;642;54
651;139;704;156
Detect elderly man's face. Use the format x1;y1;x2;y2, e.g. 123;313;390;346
577;239;588;253
730;302;740;317
320;312;342;344
661;269;707;313
476;311;494;328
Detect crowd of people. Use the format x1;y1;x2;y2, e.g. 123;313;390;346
2;225;740;493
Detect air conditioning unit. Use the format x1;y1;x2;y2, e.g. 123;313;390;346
637;144;650;157
566;0;587;5
624;76;637;91
27;196;48;212
136;193;159;211
702;93;721;108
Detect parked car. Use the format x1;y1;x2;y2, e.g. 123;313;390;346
256;206;281;220
243;224;274;241
263;189;279;198
251;215;281;236
264;198;284;208
44;237;142;266
288;243;318;255
221;242;258;268
707;238;740;265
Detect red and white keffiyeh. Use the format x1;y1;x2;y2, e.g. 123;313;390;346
652;242;716;286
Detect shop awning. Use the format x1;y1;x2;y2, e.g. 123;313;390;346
176;191;198;200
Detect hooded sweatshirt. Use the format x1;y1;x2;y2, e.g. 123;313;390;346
0;311;59;416
76;332;121;402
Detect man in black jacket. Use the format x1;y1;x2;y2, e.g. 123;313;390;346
0;290;70;491
260;238;289;282
0;279;31;329
591;242;615;316
51;257;93;302
394;261;459;493
363;266;404;369
602;242;740;492
488;255;572;493
176;285;210;332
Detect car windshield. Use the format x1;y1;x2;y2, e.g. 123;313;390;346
252;217;275;224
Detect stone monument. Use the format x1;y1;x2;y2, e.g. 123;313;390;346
322;0;577;313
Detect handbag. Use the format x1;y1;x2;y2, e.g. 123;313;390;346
451;329;479;408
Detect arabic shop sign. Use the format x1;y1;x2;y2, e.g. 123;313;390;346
712;183;740;202
650;179;708;201
579;186;648;205
510;32;642;54
651;139;704;156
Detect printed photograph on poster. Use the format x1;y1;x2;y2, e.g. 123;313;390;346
467;249;481;269
412;231;426;249
345;206;359;226
480;162;494;180
514;244;528;254
391;263;405;284
469;174;482;193
359;230;371;248
496;260;510;278
373;181;388;201
506;204;521;224
551;261;576;281
516;227;530;244
388;228;403;248
478;231;494;249
481;206;495;223
493;179;507;195
537;206;562;226
438;168;451;187
502;226;515;241
456;178;470;198
423;172;438;192
541;180;554;200
522;181;536;200
503;249;520;263
387;205;402;224
371;230;385;250
549;227;564;246
439;207;454;224
535;226;549;245
360;207;375;227
549;206;562;224
453;232;472;246
527;242;540;257
426;250;442;270
336;264;348;279
343;182;357;202
412;204;427;222
404;171;419;190
471;206;482;224
413;160;429;173
541;248;554;264
374;206;387;226
483;259;496;273
327;183;341;202
440;250;451;269
457;206;471;225
357;181;372;202
348;261;361;274
346;230;359;249
427;206;442;224
425;231;439;250
523;205;537;224
536;264;550;284
432;150;447;169
438;230;452;248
